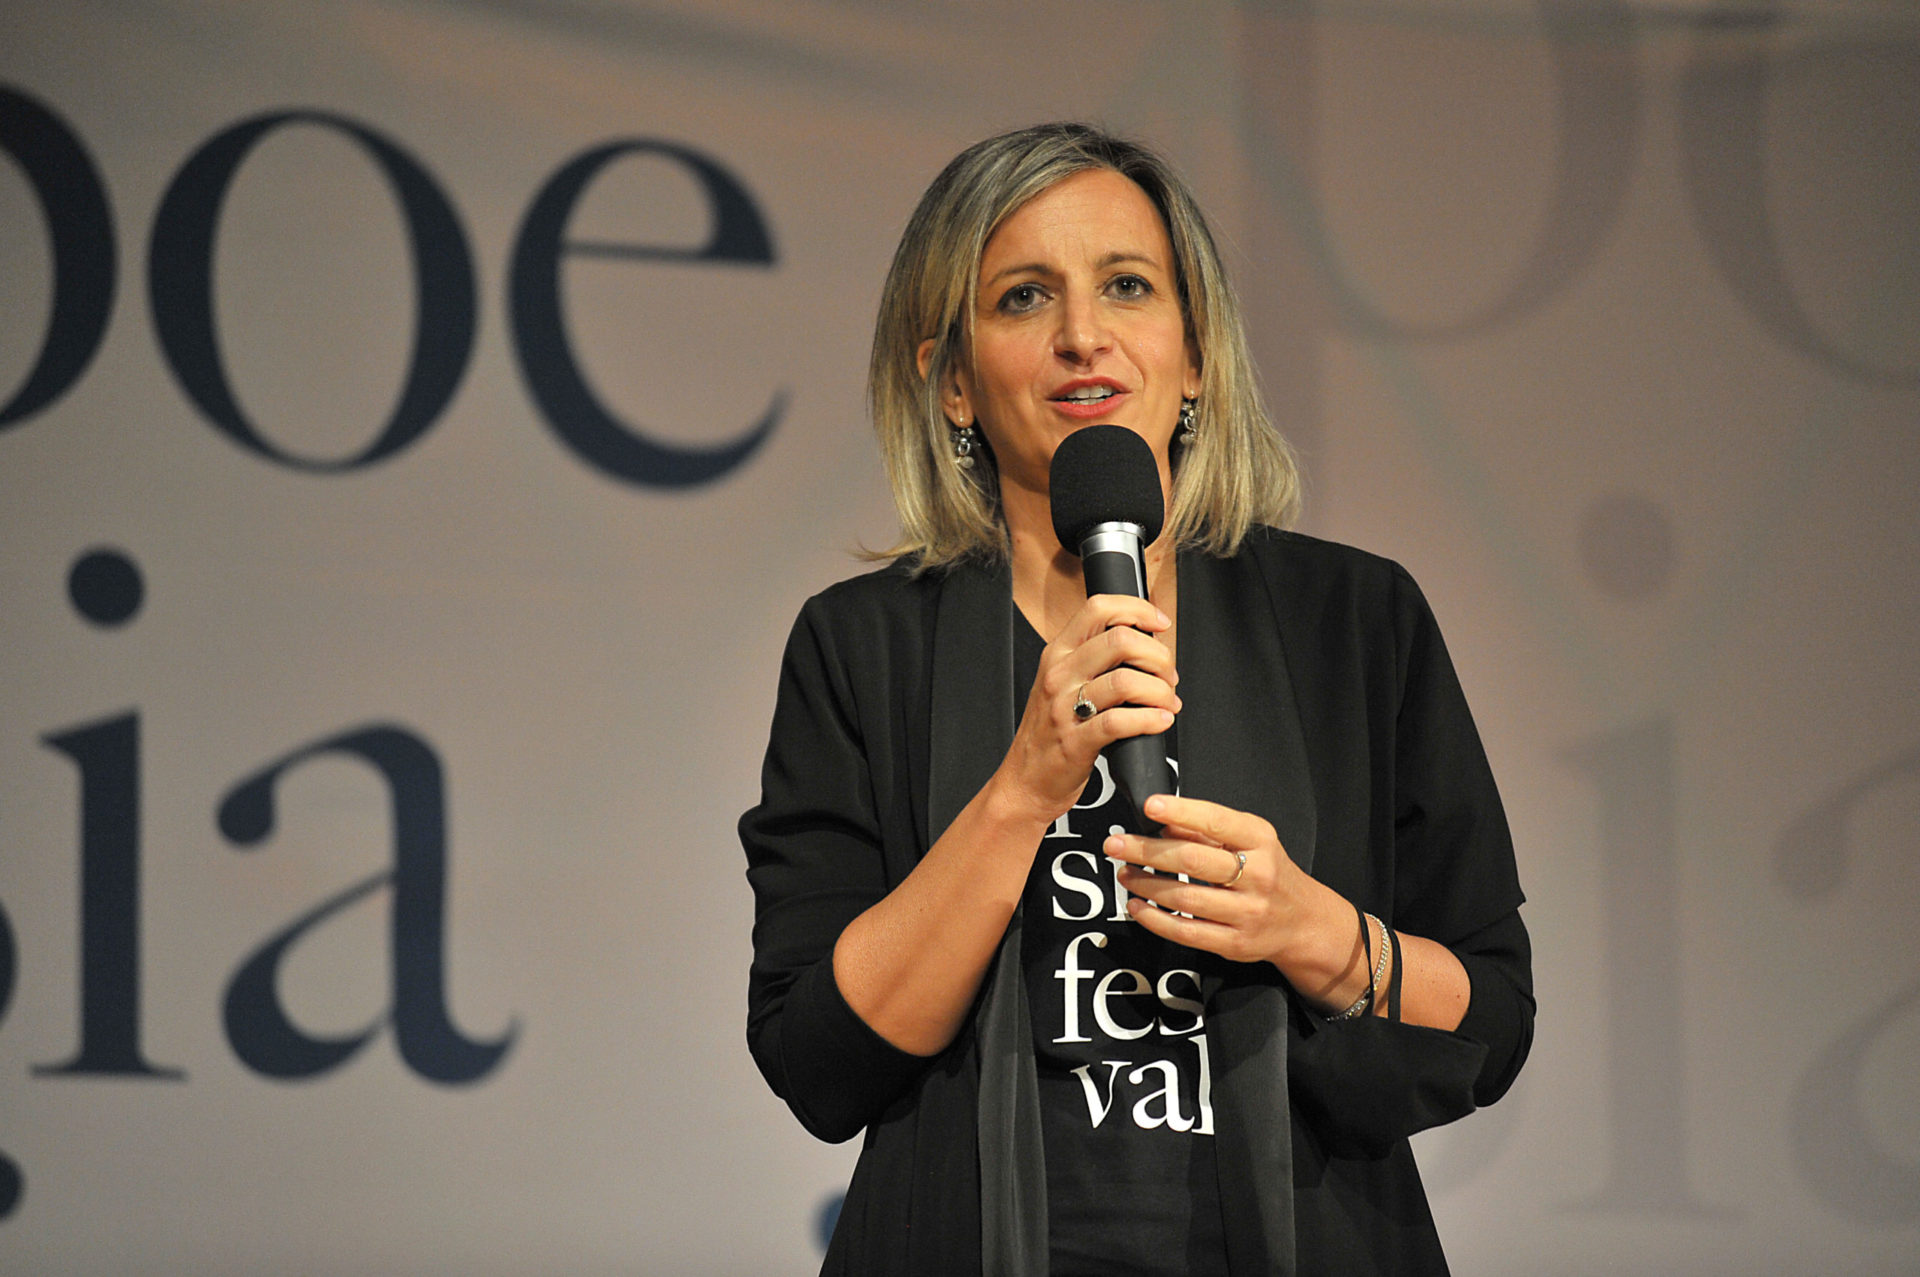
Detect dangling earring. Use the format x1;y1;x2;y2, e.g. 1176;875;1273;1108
953;422;979;469
1178;398;1198;446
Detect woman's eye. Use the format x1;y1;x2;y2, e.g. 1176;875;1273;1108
999;283;1046;313
1110;274;1152;299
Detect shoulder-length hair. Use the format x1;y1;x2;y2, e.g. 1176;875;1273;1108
868;121;1300;568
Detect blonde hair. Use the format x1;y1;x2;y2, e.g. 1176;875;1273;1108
868;122;1300;568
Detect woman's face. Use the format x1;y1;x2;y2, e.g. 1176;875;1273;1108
937;168;1199;508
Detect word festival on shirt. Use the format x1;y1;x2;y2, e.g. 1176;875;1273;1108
1043;758;1215;1137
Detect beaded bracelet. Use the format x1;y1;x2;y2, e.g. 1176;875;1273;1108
1331;905;1390;1020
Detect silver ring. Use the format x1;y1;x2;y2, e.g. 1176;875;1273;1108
1220;852;1247;889
1072;684;1097;722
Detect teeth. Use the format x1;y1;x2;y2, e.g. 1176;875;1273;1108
1060;387;1116;402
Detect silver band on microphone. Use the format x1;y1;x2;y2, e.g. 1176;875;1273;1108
1078;522;1148;597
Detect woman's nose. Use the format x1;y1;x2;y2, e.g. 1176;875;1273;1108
1054;291;1111;363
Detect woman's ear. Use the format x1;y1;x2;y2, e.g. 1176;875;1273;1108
917;337;972;427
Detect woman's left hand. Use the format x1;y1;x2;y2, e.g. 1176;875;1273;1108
1109;793;1474;1029
1106;793;1338;973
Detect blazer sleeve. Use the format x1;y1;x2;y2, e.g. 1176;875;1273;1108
1389;561;1534;1100
1288;561;1535;1153
739;597;934;1144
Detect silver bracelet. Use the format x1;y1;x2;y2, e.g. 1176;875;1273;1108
1331;911;1390;1020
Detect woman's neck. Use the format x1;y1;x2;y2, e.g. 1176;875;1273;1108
1006;504;1177;649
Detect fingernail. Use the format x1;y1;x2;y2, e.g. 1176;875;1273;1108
1156;609;1171;627
1145;795;1165;816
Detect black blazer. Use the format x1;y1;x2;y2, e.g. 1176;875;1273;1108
742;528;1534;1276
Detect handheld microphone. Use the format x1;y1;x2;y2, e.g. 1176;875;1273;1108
1049;424;1177;836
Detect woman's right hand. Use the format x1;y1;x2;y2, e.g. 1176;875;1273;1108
993;594;1181;825
831;594;1178;1058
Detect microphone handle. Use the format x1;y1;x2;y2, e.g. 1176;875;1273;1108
1080;539;1176;836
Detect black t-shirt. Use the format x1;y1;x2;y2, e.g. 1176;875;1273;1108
1015;616;1229;1277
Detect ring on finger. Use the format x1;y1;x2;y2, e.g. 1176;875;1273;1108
1220;851;1247;889
1072;683;1098;722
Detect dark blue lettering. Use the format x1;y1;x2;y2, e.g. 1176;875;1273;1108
218;724;515;1084
0;85;116;428
148;111;477;470
509;139;781;486
0;893;14;1031
0;897;16;1218
0;1149;17;1223
34;713;184;1078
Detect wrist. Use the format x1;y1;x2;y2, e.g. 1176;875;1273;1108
1331;911;1390;1020
973;766;1065;851
1269;883;1373;1012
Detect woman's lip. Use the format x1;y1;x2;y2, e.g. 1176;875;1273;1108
1049;390;1128;419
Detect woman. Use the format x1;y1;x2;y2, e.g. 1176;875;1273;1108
741;123;1533;1275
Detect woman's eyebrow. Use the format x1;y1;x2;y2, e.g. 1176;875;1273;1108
982;251;1162;288
983;260;1058;287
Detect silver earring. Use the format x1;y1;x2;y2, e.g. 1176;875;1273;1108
953;422;979;469
1178;398;1198;446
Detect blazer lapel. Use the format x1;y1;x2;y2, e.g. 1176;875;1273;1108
926;559;1048;1277
1178;547;1317;869
1179;547;1315;1276
927;556;1014;843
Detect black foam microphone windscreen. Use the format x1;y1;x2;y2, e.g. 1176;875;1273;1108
1048;425;1175;834
1049;425;1165;551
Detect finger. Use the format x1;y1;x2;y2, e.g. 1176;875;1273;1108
1141;794;1274;851
1124;894;1236;950
1146;821;1223;850
1099;833;1158;868
1036;630;1174;710
1109;835;1241;885
1075;622;1177;679
1077;666;1181;717
1115;863;1247;917
1060;595;1170;647
1085;705;1176;745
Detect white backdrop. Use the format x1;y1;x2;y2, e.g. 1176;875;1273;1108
2;1;1916;1272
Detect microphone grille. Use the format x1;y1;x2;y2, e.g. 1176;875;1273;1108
1049;425;1166;550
